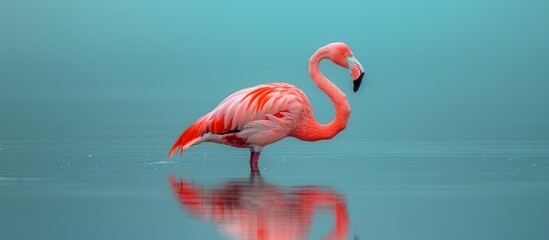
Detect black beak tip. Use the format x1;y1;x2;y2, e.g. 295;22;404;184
353;72;365;92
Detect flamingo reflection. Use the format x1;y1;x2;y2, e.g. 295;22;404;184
169;170;349;240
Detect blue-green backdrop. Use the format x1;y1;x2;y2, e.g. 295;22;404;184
1;0;548;140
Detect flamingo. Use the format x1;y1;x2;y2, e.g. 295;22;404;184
169;42;365;169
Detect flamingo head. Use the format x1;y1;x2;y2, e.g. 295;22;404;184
326;42;365;92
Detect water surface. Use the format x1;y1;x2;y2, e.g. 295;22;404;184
1;139;548;239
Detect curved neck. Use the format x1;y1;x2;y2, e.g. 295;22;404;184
294;47;351;141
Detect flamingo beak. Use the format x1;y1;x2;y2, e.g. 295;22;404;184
347;56;365;92
353;72;365;92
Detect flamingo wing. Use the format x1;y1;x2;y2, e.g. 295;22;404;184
169;83;304;157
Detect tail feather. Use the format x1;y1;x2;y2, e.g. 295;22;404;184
169;118;208;158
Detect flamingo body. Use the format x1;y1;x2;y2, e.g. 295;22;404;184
169;42;365;167
169;82;308;157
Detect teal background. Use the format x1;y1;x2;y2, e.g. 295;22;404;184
1;0;548;140
1;1;549;240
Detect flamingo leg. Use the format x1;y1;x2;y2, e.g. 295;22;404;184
249;151;261;173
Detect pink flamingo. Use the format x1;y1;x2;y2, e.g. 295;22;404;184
169;42;365;169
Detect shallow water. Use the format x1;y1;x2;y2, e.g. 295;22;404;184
1;138;548;239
